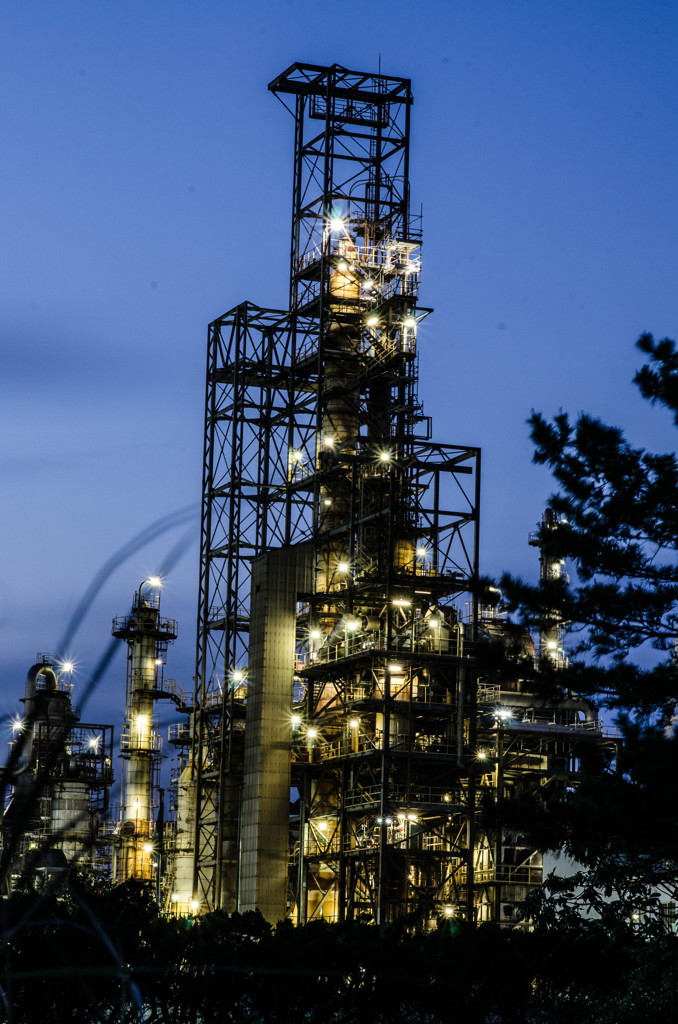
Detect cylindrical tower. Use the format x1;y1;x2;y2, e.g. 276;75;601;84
112;579;177;883
529;507;568;669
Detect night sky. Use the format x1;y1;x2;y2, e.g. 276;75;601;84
2;1;676;740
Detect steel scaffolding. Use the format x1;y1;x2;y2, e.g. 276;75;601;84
190;62;603;927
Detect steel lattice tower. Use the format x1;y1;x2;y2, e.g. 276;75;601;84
192;63;482;923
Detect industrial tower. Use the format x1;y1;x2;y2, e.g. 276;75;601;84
1;657;113;887
188;62;603;927
112;580;181;887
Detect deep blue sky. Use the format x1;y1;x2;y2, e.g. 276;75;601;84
2;0;676;736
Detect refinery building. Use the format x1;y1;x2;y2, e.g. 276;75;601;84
1;63;607;929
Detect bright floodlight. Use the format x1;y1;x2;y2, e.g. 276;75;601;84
232;669;244;683
307;728;318;739
329;216;345;233
12;716;23;735
190;900;199;912
366;315;379;327
88;737;99;750
379;450;391;462
310;629;321;640
404;317;417;328
337;561;349;573
148;576;162;588
349;718;360;728
61;661;74;673
143;842;154;854
546;640;558;651
291;714;302;728
416;547;428;558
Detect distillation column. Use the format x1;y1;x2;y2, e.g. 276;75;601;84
112;579;177;883
529;507;568;669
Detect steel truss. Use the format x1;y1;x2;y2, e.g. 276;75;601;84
192;63;600;926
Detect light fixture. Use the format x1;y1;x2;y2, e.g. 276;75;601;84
337;561;349;573
291;714;302;728
190;900;199;912
404;317;417;328
310;629;321;640
147;576;162;589
416;546;428;558
378;450;391;462
388;663;403;673
60;660;74;674
329;216;345;233
337;260;348;271
232;669;244;683
366;315;379;327
307;728;318;740
323;498;332;506
349;718;360;728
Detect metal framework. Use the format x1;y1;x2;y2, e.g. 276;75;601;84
190;62;605;926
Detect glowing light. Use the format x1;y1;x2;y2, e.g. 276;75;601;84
291;449;303;463
171;894;179;903
60;660;74;674
363;279;374;291
388;664;403;673
310;629;322;640
337;260;348;271
416;547;428;558
546;640;558;651
378;450;391;462
407;813;417;822
323;436;335;447
12;716;23;735
329;216;345;233
232;669;244;683
404;317;417;328
392;598;411;607
444;906;454;918
148;576;162;589
337;561;349;574
323;498;332;506
291;714;302;728
155;658;163;666
190;900;199;912
477;750;488;761
307;728;318;740
349;718;360;728
495;708;512;721
316;821;327;833
444;794;451;802
143;842;153;854
366;315;379;327
88;737;99;750
346;618;361;632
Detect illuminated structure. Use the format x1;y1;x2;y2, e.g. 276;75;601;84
529;507;569;669
1;657;113;886
184;62;606;926
112;579;180;885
